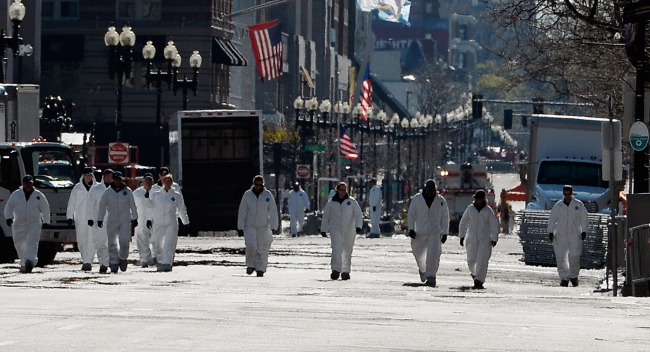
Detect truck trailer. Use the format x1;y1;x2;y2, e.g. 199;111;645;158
169;110;262;233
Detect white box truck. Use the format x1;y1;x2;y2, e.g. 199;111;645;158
169;110;263;233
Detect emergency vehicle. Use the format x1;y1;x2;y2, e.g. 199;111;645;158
437;163;495;233
0;141;80;264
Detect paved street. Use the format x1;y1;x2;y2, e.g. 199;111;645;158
1;232;648;351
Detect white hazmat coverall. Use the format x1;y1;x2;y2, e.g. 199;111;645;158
407;192;450;279
287;187;310;235
237;187;278;273
66;176;96;265
149;187;189;267
547;198;588;280
321;195;363;274
458;204;499;283
133;185;155;265
86;179;111;267
369;185;382;235
4;187;50;267
97;185;137;266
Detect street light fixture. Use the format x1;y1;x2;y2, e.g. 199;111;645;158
142;39;178;168
0;0;26;83
105;23;136;142
172;49;202;110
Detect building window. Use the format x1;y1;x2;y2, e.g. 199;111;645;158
458;24;468;40
117;0;161;20
425;3;433;14
42;0;79;20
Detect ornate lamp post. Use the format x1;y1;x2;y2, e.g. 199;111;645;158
142;39;177;168
0;0;26;83
105;23;136;142
173;49;202;110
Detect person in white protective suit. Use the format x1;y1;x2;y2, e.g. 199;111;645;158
86;169;114;273
287;181;310;237
156;166;181;192
148;174;189;272
4;175;50;273
237;175;279;277
407;179;450;287
66;166;97;271
367;178;382;238
320;182;363;281
96;171;138;273
133;173;156;267
458;189;499;289
547;185;588;287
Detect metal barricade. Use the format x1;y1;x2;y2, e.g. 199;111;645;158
627;224;650;296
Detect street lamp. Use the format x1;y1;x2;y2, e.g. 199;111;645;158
0;0;26;83
105;23;136;141
172;49;202;110
143;39;176;168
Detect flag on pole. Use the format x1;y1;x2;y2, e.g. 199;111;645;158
360;64;372;121
340;127;359;160
248;19;283;82
356;0;407;22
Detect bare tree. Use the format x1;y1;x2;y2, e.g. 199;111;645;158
482;0;634;114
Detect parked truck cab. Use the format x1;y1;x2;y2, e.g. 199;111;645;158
0;141;79;264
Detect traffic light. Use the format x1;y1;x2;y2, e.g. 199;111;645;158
472;94;483;119
504;109;513;129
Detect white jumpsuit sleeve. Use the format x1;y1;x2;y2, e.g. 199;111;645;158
237;193;248;230
458;205;473;239
579;203;588;233
128;192;138;220
440;197;450;235
268;193;279;231
302;191;310;211
176;192;190;225
4;191;15;220
353;199;363;229
38;192;51;224
97;190;108;222
321;201;332;233
66;186;78;220
547;204;559;234
407;198;417;231
489;209;500;242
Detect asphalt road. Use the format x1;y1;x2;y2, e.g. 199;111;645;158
1;232;648;351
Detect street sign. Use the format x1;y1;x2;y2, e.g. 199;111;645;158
630;121;649;151
305;144;325;152
296;164;311;179
108;142;130;164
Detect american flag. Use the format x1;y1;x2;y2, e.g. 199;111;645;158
339;127;359;160
360;64;372;120
248;19;283;82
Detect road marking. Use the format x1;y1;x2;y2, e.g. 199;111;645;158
507;327;528;338
58;325;82;331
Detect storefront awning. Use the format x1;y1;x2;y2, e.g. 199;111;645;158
212;37;248;66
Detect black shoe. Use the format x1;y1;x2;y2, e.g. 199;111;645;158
291;233;297;237
81;263;92;271
473;279;484;289
110;264;119;273
341;272;350;280
570;278;579;287
246;267;255;275
119;259;128;272
99;265;108;274
256;270;264;277
25;260;34;273
366;233;380;238
321;233;328;237
471;274;476;280
331;270;340;280
560;279;569;287
425;276;436;287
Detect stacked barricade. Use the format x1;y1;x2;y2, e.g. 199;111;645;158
517;209;610;268
626;225;650;296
